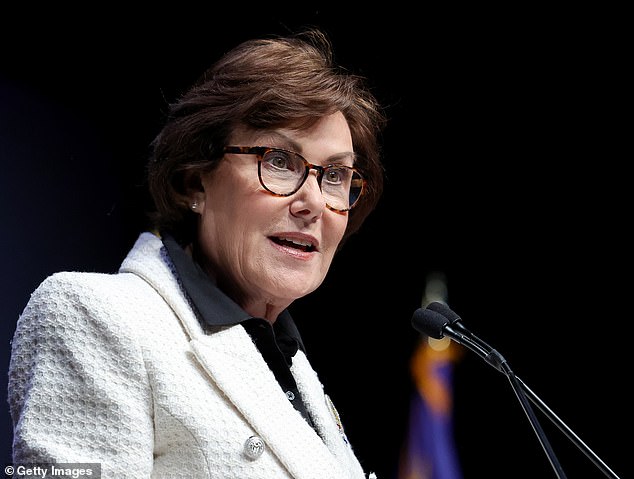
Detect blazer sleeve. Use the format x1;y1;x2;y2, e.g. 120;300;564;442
8;272;154;478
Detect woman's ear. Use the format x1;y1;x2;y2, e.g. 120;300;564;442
183;170;206;213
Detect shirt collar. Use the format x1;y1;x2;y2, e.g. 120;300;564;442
161;231;306;353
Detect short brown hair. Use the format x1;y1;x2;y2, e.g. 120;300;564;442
147;28;386;245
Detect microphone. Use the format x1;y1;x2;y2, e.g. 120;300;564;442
411;307;507;374
426;300;474;337
426;301;498;355
412;302;621;479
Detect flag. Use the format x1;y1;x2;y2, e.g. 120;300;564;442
398;334;463;479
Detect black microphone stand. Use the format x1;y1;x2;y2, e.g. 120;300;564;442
445;325;568;479
447;321;620;478
505;373;567;478
424;302;621;479
414;305;622;478
456;325;620;479
515;376;620;479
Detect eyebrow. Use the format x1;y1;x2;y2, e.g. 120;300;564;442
257;131;356;166
259;131;302;152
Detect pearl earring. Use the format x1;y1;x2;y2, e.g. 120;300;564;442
191;201;198;210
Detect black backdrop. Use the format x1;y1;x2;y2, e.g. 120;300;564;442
1;6;630;479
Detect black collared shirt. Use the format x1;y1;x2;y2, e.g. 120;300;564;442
161;232;315;429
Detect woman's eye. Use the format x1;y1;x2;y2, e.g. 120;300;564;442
272;156;288;168
264;150;305;172
325;168;347;185
265;152;291;169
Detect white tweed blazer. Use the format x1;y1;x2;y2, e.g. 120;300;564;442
9;232;376;479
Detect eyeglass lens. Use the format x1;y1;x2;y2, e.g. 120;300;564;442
259;149;363;211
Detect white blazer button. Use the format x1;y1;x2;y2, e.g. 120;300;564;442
244;435;265;460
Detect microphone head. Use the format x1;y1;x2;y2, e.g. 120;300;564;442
426;301;462;324
411;308;450;339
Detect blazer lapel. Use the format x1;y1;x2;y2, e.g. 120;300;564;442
292;351;367;478
189;327;349;479
119;232;211;340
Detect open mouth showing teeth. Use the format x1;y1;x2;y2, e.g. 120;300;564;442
270;236;316;252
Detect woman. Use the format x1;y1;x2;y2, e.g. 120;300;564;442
9;29;386;478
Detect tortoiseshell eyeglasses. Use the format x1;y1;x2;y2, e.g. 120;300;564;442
223;146;365;212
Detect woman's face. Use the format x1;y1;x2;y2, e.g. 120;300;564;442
193;111;352;318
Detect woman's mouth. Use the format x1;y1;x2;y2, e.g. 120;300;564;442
270;236;316;253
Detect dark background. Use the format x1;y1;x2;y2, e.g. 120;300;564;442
1;6;629;478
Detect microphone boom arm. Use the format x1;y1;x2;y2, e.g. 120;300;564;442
450;323;620;479
515;375;620;479
444;325;568;479
417;303;621;479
